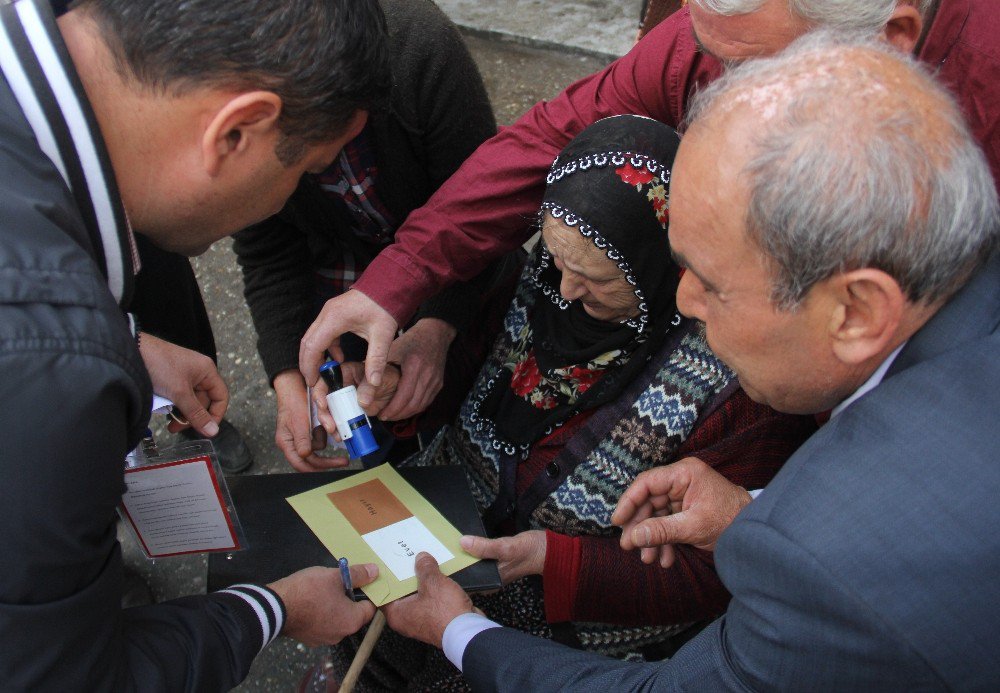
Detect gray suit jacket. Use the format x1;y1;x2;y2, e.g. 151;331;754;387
463;253;1000;691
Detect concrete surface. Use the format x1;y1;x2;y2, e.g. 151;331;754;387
121;27;614;693
435;0;639;59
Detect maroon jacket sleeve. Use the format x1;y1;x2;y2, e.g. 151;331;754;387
352;9;721;326
542;390;816;625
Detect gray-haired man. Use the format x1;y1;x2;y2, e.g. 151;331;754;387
383;34;1000;691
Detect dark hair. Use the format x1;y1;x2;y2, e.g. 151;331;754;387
70;0;391;163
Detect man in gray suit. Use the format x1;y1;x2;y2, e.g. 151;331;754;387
382;34;1000;691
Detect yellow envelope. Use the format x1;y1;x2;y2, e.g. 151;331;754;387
286;463;479;606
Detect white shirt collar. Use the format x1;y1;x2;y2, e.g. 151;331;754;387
830;342;906;419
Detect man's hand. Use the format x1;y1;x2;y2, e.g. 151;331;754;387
272;369;336;472
459;532;545;585
331;361;402;421
139;333;228;436
382;553;474;648
611;457;752;568
379;318;457;421
268;563;378;646
299;290;398;401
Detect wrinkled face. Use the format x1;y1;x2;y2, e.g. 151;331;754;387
668;119;849;415
541;214;641;323
689;0;812;63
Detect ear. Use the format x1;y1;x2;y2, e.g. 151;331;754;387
881;3;923;55
201;91;282;177
339;109;368;147
827;269;906;366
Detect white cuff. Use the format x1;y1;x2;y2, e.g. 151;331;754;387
442;612;502;672
747;488;763;500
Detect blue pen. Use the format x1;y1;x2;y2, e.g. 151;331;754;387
339;557;354;601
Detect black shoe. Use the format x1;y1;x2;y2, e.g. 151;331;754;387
182;418;253;474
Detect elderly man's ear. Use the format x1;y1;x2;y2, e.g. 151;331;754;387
883;3;924;55
826;269;907;367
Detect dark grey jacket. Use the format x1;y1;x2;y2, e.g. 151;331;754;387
0;1;280;689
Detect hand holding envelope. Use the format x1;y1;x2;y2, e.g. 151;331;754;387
286;464;480;606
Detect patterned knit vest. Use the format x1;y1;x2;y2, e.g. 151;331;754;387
408;267;736;657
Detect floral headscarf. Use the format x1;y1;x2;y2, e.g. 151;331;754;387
478;115;684;453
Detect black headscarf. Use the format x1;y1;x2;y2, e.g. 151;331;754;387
477;115;683;452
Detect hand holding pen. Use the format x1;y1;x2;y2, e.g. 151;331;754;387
266;563;377;647
340;556;356;601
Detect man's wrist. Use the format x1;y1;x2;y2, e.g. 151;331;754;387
441;612;501;671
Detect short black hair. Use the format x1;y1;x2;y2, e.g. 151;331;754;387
70;0;391;163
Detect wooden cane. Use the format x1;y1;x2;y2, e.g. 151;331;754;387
338;610;387;693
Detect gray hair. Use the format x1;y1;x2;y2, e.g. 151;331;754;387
685;32;999;308
689;0;935;34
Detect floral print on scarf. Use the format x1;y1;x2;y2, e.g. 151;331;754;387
616;162;669;228
504;324;627;411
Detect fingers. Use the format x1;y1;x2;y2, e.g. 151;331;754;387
293;454;352;473
378;370;419;421
197;367;230;422
612;467;681;526
613;459;704;527
171;392;220;437
347;600;378;633
355;381;381;415
611;495;654;531
274;386;324;470
459;535;500;560
349;563;379;588
627;514;689;551
311;425;327;451
299;305;341;388
414;551;442;588
275;419;325;472
659;546;678;569
360;324;394;391
337;361;365;388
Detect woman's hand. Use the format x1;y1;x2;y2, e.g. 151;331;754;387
459;531;546;584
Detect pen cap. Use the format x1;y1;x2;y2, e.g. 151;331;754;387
319;360;344;391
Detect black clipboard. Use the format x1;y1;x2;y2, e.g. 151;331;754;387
207;466;501;598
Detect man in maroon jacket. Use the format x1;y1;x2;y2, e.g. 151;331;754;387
299;0;999;400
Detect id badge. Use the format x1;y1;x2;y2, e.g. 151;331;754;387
120;438;247;558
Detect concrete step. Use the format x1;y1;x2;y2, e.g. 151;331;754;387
434;0;638;59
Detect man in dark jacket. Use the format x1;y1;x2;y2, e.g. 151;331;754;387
0;0;391;689
233;0;508;472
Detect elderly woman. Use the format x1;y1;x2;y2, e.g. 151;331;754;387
328;115;815;690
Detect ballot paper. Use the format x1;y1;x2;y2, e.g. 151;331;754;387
286;464;478;605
